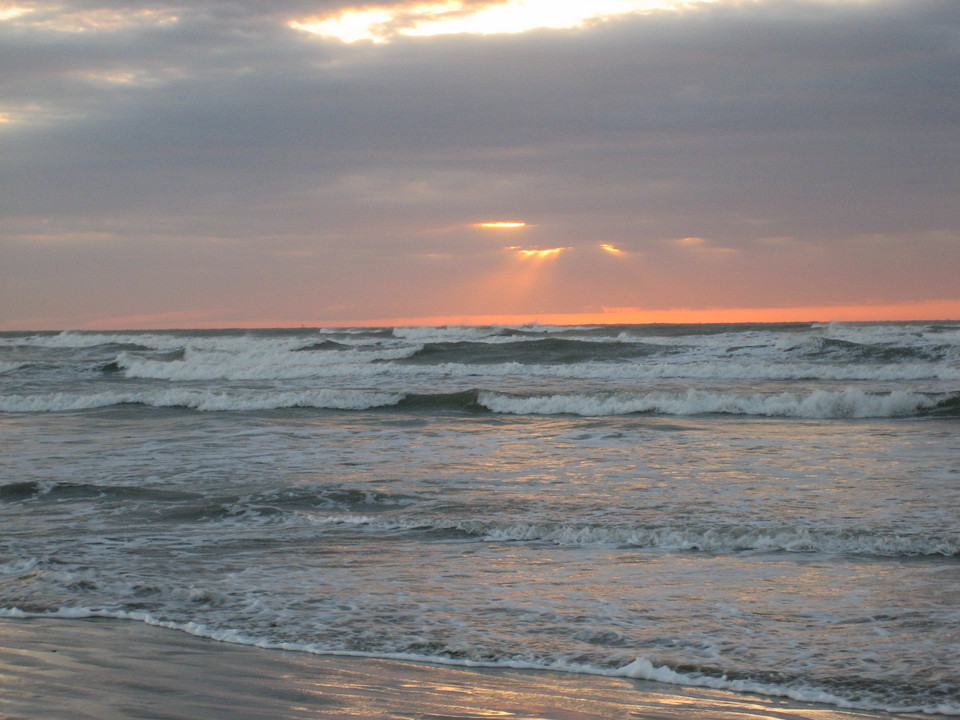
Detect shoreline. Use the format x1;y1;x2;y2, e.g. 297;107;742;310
0;617;932;720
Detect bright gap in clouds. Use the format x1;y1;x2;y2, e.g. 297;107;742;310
290;0;723;43
507;246;569;258
0;8;30;21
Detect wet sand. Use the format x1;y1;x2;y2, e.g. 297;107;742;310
0;618;923;720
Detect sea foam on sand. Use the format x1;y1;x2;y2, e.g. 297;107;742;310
0;618;931;720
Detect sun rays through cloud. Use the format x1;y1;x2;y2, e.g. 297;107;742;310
507;246;570;259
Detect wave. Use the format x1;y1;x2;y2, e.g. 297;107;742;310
104;352;960;382
0;558;41;577
3;386;956;417
506;359;960;381
7;325;960;388
400;337;675;365
0;479;205;506
71;325;955;384
391;324;596;342
314;515;960;557
292;340;352;352
619;658;960;716
392;325;507;342
477;387;957;418
1;330;369;355
115;345;421;381
819;320;960;344
0;388;403;413
778;336;958;364
395;389;486;412
2;608;955;716
0;331;185;351
5;322;958;351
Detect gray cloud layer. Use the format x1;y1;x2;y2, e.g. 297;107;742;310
2;0;958;326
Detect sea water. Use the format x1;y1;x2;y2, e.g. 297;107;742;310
1;322;958;715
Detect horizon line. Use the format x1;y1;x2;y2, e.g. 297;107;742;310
4;299;960;332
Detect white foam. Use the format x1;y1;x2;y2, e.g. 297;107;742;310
0;392;126;412
477;388;941;418
117;345;420;381
0;388;402;413
113;354;959;385
0;607;29;618
819;322;938;344
4;609;955;716
310;514;377;526
0;558;40;576
620;656;960;715
2;383;949;417
3;331;183;350
619;658;851;711
310;515;959;557
494;323;600;333
389;324;600;344
426;359;959;383
393;326;497;342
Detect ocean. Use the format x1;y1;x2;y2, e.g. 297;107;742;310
1;322;958;715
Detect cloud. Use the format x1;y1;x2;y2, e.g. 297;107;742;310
288;0;731;44
1;0;958;327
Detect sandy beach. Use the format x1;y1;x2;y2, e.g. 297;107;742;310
0;618;927;720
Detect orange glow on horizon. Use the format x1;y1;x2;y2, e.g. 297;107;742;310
8;301;960;331
600;243;624;255
333;300;960;329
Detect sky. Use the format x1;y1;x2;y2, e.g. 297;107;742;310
1;0;958;329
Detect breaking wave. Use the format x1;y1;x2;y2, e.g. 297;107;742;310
87;356;960;384
0;388;402;413
3;386;957;417
115;345;420;381
477;387;956;418
315;515;960;557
